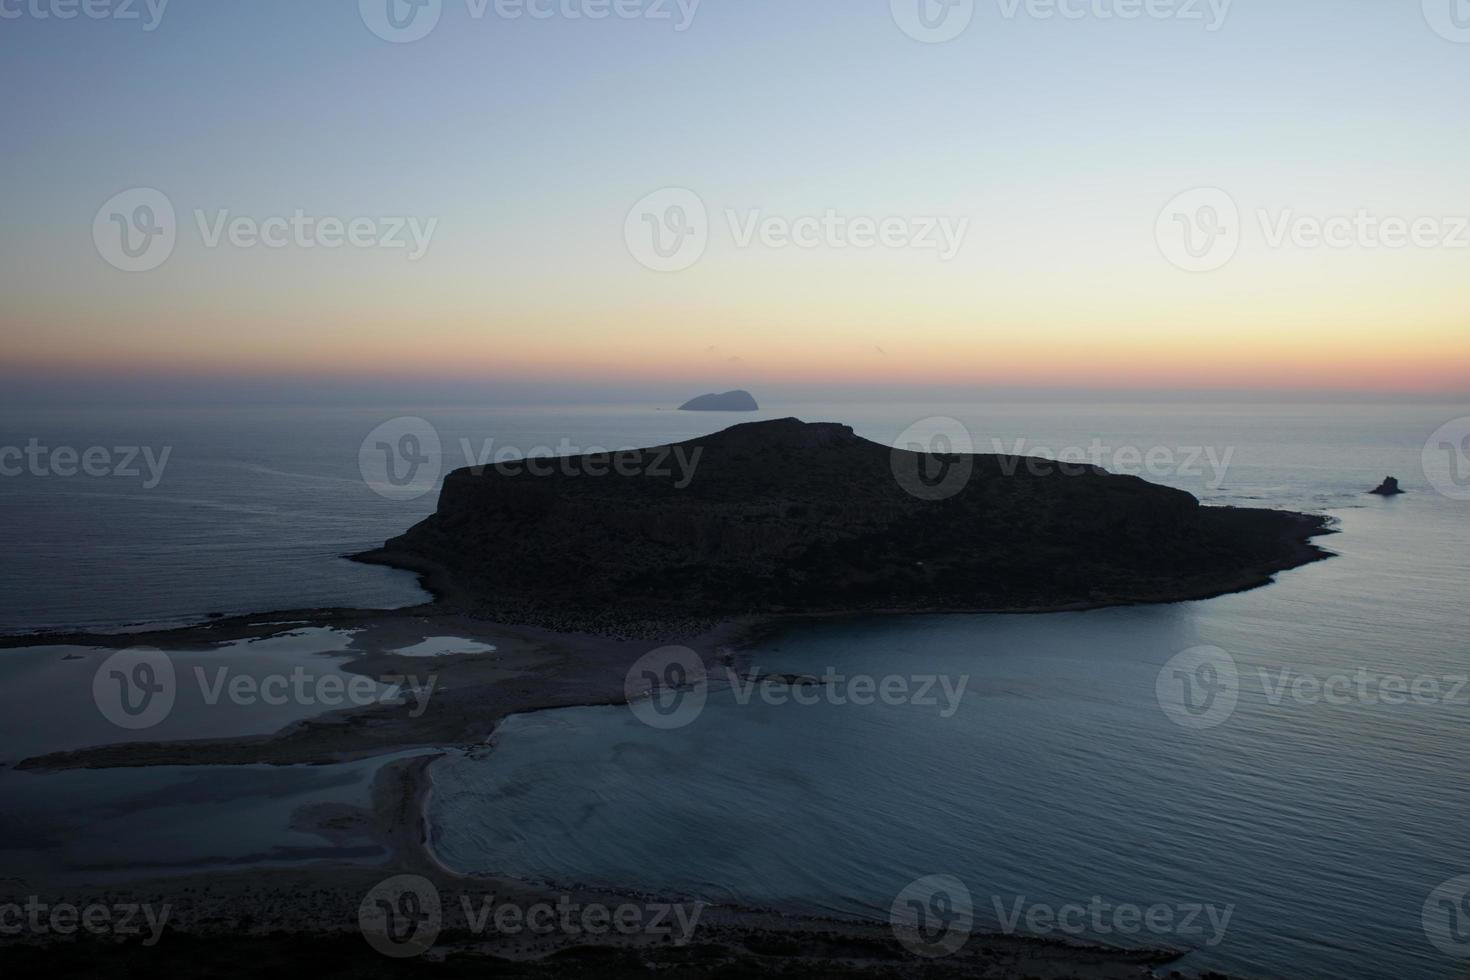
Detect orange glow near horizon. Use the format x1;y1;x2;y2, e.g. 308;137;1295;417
6;312;1467;396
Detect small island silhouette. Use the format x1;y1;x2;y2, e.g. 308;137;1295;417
679;390;759;412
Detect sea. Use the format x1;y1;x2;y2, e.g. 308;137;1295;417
1;400;1467;980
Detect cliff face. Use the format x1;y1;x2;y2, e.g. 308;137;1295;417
359;419;1332;630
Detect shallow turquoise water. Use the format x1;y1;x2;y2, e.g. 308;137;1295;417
420;404;1470;980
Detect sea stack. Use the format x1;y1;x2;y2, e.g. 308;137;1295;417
679;390;759;412
1369;477;1405;496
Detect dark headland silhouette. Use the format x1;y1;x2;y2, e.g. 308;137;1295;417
679;389;759;411
358;419;1334;633
1369;476;1405;495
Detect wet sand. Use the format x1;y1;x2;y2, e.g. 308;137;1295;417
0;751;1196;978
0;604;1258;975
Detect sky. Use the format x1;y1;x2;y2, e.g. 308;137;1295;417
2;0;1468;403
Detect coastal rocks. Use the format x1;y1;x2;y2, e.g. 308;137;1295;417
679;390;759;412
357;418;1335;634
1369;476;1405;495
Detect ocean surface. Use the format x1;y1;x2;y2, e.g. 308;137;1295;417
2;400;1468;979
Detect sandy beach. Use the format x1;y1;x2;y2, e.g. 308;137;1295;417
0;601;1233;977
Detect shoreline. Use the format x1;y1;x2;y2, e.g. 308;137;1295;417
6;506;1336;773
1;747;1202;978
347;506;1339;640
0;504;1336;977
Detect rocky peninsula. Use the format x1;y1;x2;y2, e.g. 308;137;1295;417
358;418;1335;634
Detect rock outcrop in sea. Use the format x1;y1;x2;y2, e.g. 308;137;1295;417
1369;476;1405;495
357;419;1334;632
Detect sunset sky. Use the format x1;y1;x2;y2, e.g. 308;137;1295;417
3;0;1468;400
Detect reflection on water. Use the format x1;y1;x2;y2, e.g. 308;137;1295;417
0;753;427;883
429;501;1470;980
391;637;498;658
0;629;425;883
0;628;384;761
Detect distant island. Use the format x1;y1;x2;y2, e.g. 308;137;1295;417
679;389;759;411
358;418;1334;633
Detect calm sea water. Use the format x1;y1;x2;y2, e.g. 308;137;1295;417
3;401;1468;979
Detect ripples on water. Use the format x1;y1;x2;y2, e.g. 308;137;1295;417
421;404;1468;980
4;401;1468;979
